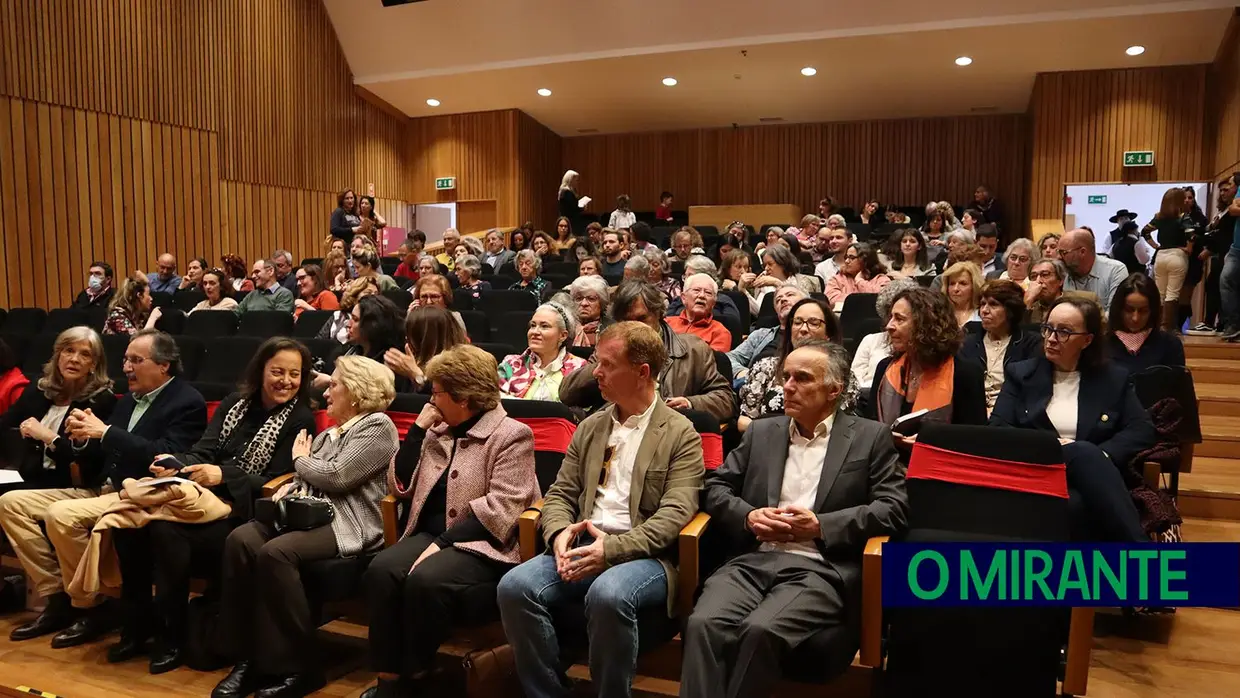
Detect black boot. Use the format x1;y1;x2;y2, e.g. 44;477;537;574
213;661;264;698
105;631;150;663
10;592;76;641
148;637;183;675
50;600;117;649
361;676;413;698
253;672;327;698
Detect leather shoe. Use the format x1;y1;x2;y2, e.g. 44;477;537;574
360;676;412;698
212;661;262;698
253;672;326;698
106;634;149;663
9;594;76;642
50;609;117;649
148;642;182;675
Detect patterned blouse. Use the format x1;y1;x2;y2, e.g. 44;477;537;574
656;275;682;301
103;307;144;336
497;348;587;401
740;355;861;420
511;276;547;300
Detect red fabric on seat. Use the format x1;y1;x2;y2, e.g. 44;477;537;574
908;442;1068;499
205;401;220;421
511;417;575;454
699;433;723;470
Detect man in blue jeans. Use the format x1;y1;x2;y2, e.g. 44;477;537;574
498;321;704;698
1217;172;1240;341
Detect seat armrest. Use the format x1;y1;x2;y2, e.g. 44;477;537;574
381;495;400;548
261;473;295;498
519;499;545;562
1062;607;1096;696
859;535;887;668
677;512;712;619
70;462;83;488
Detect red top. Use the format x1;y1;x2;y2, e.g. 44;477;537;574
655;204;673;221
394;263;419;281
666;313;732;352
0;367;30;415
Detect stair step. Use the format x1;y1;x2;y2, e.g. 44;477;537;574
1198;384;1240;417
1199;416;1240;458
1187;358;1240;385
1184;336;1240;361
1179;457;1240;520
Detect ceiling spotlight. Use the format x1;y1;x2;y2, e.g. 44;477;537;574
955;56;973;66
1126;45;1146;56
537;88;552;97
426;98;440;107
662;77;678;87
801;67;817;77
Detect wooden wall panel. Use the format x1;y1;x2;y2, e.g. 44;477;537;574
405;110;518;224
1206;10;1240;179
562;115;1029;235
1028;66;1208;221
515;111;564;230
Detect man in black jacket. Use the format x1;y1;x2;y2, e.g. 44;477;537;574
71;261;116;310
0;329;206;648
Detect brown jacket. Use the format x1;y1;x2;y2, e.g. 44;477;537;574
559;323;736;422
539;399;704;616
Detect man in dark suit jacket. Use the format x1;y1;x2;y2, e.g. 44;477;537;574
0;329;206;648
680;340;908;698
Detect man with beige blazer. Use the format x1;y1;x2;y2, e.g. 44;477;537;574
499;321;705;698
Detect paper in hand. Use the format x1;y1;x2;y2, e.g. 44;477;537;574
577;196;592;209
143;476;193;487
0;470;24;485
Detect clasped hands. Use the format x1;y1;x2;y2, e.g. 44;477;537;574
64;408;107;442
746;505;820;543
553;520;608;582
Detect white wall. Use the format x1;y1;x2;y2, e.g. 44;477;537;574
1063;182;1208;253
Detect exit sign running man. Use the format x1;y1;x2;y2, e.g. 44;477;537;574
1124;151;1155;167
435;177;456;190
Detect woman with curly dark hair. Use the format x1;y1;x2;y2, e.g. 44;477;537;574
825;242;891;306
871;287;987;448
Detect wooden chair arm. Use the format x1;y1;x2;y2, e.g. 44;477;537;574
70;462;83;488
1142;462;1161;489
261;473;295;498
859;535;887;668
519;499;545;562
1062;607;1095;696
676;512;712;619
381;495;400;548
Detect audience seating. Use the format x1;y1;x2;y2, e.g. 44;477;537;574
473;342;516;366
173;290;206;312
19;333;57;379
237;310;295;338
101;334;130;388
150;292;177;309
480;274;510;290
458;310;491;342
44;308;89;334
154;309;187;336
491;311;535;349
839;294;879;343
1131;365;1201;494
844;317;884;360
294;310;334;338
197;336;262;388
382;288;412;309
567;346;593;360
170;335;206;383
452;288;476;311
0;309;6;331
0;333;32;368
755;293;778;328
183;310;239;338
540;273;570;291
302;338;345;376
480;289;538;317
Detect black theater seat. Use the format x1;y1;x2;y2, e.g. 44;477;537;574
237;311;294;338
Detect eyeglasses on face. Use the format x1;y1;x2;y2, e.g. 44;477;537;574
1029;270;1057;280
1040;324;1090;342
419;293;444;302
791;317;826;329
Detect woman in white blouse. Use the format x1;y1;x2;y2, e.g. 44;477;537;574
990;296;1156;542
189;269;239;313
608;194;636;230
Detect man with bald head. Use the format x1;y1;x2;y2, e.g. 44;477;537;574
145;254;181;294
1057;228;1129;310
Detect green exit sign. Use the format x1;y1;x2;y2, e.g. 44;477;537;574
1088;195;1108;205
435;176;456;190
1123;151;1154;167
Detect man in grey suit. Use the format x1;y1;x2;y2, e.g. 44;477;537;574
480;228;515;273
679;340;909;698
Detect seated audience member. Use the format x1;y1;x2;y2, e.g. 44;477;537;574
667;257;742;329
872;287;987;446
212;355;399;698
324;237;347;258
0;328;116;492
996;238;1037;288
729;284;808;377
941;261;984;327
499;303;586;401
453;237;486;266
561;282;736;422
341;295;406;366
975;224;1005;277
0;338;29;417
786;214;822;246
959;208;981;235
318;277;379;345
322;251;351;293
600;230;629;276
416;255;440;279
748;244;819;315
623;254;652;284
349;235;375;274
436;228;462;272
221;255;255;293
234;259;294;316
145;254;181;295
569;276;610;348
991;297;1155;542
932;229;975;274
364;345;539;697
552;217;577;256
271;250;298;293
852;279;918;394
73;262;117;310
530;231;557;264
510;228;530;253
856;199;882;238
567;236;598;264
385;306;467;394
1059;228;1129;310
292;264;340;318
352;249;398;292
739;297;842;431
411;273;467;334
586;221;606;249
813;227;852;286
682;341;908;698
455;254;491;300
644;247;682;300
1024;259;1070;324
720;249;752;292
666;274;732;352
578;256;603;278
825;242;891;307
0;330;205;646
666;229;697;263
511;249;549;300
629;221;655;254
1106;273;1186;374
959;280;1042;412
104;277;159;336
392;243;420;283
480;228;515;273
499;321;704;698
885;229;935;279
178;258;207;292
190;269;239;313
753;227;783;259
1039;232;1061;261
107;339;316;673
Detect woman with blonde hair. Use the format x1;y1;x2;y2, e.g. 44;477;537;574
941;261;984;327
1038;232;1061;260
322;250;350;292
788;214;822;246
104;277;158;336
557;169;586;241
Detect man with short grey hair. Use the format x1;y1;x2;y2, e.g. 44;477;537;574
1058;228;1128;310
272;249;297;293
623;254;651;283
667;274;732;352
235;259;295;316
667;256;742;331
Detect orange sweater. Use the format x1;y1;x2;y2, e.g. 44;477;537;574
666;312;732;352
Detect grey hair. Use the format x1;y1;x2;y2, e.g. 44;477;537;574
946;230;976;246
684;255;717;280
611;281;669;320
876;277;919;321
641;245;665;266
457;254;482;277
569;275;610;302
418;255;440;273
536;301;579;345
763;243;799;277
825;214;846;228
626;254;651;277
791;338;851;391
460;237;485;256
516;248;542;272
1033;258;1069;281
683;272;718;294
38;326;112;402
257;258;275;270
272;249;293;265
131;328;182;376
1004;238;1038;265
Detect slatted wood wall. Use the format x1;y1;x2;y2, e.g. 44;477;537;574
0;0;409;309
561;115;1029;234
1027;66;1209;221
1206;10;1240;180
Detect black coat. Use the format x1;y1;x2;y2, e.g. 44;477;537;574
72;287;114;310
989;358;1156;468
869;355;989;426
1105;331;1185;377
0;387;118;488
957;328;1043;374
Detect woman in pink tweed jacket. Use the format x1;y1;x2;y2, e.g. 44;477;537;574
361;345;539;698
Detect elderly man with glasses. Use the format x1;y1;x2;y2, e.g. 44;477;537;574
1057;228;1128;310
666;274;732;352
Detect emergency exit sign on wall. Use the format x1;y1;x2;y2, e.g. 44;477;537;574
1088;195;1108;205
435;177;456;190
1123;151;1155;167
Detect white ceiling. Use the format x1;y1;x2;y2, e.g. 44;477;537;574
324;0;1235;135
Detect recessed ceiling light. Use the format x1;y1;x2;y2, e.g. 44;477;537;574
800;67;817;77
955;56;973;66
662;77;678;87
426;98;440;107
1126;45;1146;56
537;88;552;97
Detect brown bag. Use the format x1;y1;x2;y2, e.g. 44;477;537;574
463;644;518;698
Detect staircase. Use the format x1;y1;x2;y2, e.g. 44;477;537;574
1179;337;1240;521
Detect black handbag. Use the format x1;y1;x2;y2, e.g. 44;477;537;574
254;495;335;533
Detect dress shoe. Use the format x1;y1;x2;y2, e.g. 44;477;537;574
148;642;183;675
360;677;411;698
10;593;76;641
50;607;118;649
106;634;150;663
213;661;264;698
253;672;327;698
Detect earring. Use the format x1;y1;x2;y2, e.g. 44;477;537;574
352;401;359;408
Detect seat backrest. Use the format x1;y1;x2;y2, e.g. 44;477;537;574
679;409;723;470
101;334;131;389
173;290;207;312
237;311;294;338
839;293;879;341
493;311;535;349
198;336;262;384
45;309;89;334
458;310;491;342
20;333;57;378
302;338;345;375
502;398;579;494
170;335;207;382
452;288;477;312
1129;365;1202;443
154;309;187;336
755;292;778;328
721;290;751;331
567;345;593;360
150;292;176;309
3;308;48;335
473;342;516;365
480;289;538;317
183;310;239;338
382;288;413;309
294;310;335;338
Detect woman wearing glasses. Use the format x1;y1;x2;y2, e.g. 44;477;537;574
825;242;891;307
738;297;846;431
994;238;1037;289
958;280;1043;413
410;273;467;335
991;296;1155;542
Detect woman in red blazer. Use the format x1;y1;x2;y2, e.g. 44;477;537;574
0;338;29;416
